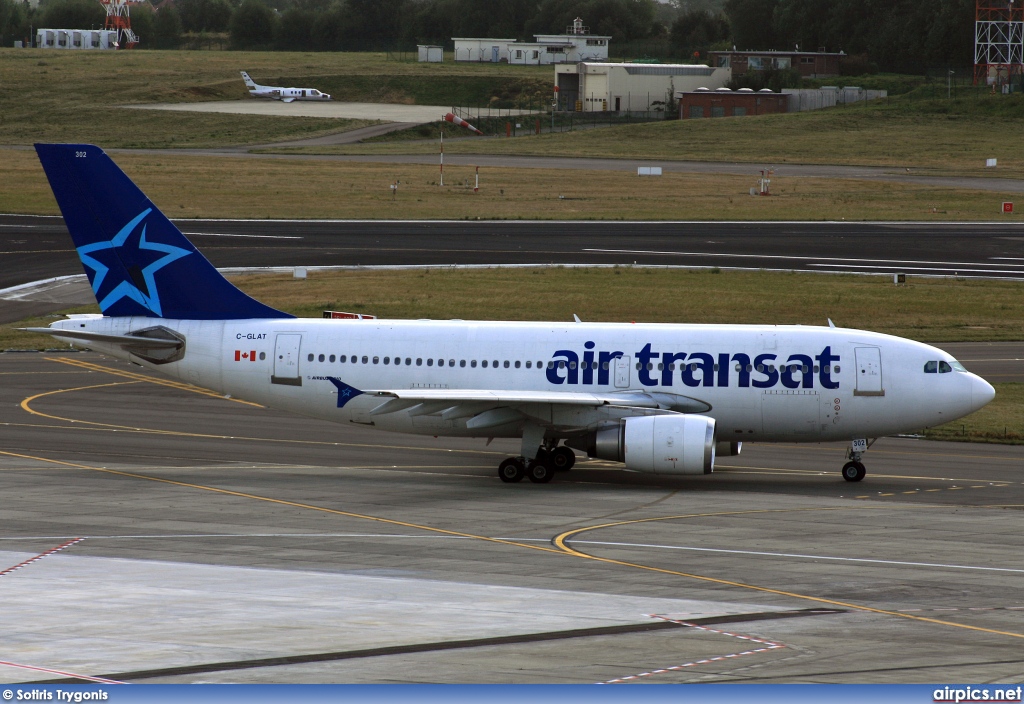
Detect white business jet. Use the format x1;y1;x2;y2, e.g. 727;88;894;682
28;144;995;485
240;71;331;102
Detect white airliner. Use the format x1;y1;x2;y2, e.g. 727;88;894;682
241;71;331;102
29;144;995;485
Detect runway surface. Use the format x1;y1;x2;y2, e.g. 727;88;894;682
2;351;1023;684
4;215;1024;294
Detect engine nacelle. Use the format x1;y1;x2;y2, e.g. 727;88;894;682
568;415;716;475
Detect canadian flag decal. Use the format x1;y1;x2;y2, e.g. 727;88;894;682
235;350;257;362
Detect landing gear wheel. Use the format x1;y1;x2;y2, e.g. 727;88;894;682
549;446;576;471
526;460;555;484
498;458;525;483
842;461;866;482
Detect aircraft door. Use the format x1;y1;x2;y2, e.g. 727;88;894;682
854;347;884;396
614;355;631;388
272;333;302;386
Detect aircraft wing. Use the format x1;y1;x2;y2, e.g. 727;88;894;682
361;387;710;416
282;97;296;103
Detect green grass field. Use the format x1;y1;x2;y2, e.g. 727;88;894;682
288;91;1024;174
0;49;549;148
5;149;1018;221
8;267;1021;442
3;49;1023;175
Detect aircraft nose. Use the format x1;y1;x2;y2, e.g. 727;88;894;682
971;374;996;411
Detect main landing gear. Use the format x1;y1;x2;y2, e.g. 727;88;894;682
841;438;872;482
497;445;576;484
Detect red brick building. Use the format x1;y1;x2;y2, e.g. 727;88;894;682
678;88;789;119
707;51;842;78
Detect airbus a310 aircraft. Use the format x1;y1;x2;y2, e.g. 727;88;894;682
29;144;995;485
240;71;332;102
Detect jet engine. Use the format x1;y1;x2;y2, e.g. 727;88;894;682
567;415;716;475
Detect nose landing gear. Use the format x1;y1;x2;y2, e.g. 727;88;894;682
842;461;866;482
841;438;872;482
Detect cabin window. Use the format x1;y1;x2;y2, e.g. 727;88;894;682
404;358;411;365
307;353;314;362
259;352;266;360
460;360;467;367
329;354;335;363
318;354;325;362
492;360;498;368
602;362;609;370
362;356;368;364
834;365;840;373
569;361;577;370
427;358;434;366
483;360;489;368
537;361;543;368
526;361;532;368
515;361;521;368
657;363;663;371
471;360;478;368
416;358;422;366
557;361;564;369
383;357;390;365
339;355;347;363
813;365;818;373
447;359;454;367
372;356;379;364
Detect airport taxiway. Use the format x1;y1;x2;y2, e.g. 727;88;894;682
1;351;1023;683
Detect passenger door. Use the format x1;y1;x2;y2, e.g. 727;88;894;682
614;355;631;388
854;347;884;396
272;333;302;386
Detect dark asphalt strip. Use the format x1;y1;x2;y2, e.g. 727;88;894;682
31;608;843;683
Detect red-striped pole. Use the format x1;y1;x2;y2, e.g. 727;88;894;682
439;125;444;187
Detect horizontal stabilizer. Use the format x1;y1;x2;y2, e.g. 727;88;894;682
21;327;183;349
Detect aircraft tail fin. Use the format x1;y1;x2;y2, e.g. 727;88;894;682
240;71;258;89
34;143;292;321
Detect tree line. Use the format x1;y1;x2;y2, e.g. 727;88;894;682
1;0;975;73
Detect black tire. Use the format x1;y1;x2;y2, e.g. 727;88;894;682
526;460;555;484
842;461;866;482
550;446;576;471
498;458;525;483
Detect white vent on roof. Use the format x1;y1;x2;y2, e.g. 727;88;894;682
695;86;710;91
737;87;754;92
716;87;731;91
758;88;774;93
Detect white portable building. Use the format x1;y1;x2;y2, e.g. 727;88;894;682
417;45;443;63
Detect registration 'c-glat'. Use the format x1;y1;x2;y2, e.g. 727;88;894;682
28;144;996;485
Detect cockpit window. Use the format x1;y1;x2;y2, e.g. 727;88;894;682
950;360;967;372
924;361;937;373
938;361;953;373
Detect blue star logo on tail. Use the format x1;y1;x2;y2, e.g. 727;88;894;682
326;377;364;408
77;208;192;317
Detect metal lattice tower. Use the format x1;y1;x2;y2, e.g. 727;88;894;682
974;0;1024;85
100;0;139;48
